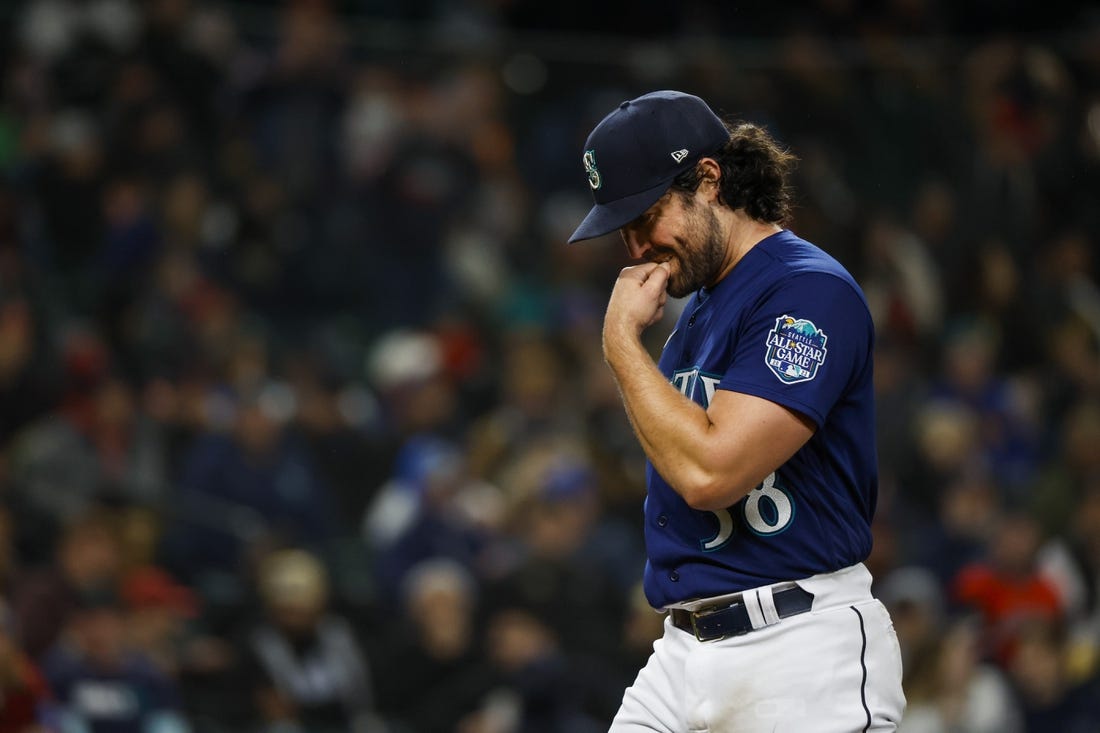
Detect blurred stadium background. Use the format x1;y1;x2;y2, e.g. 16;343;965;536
0;0;1099;731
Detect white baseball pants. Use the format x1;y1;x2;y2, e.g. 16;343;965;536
610;563;906;732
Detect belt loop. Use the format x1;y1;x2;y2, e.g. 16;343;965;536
741;588;767;630
758;586;781;625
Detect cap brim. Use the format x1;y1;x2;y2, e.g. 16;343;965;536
567;179;674;243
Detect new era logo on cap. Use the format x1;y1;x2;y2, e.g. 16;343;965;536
568;91;729;243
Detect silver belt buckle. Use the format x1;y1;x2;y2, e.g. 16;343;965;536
689;604;726;642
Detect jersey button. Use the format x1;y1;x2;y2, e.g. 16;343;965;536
657;514;668;527
688;315;696;327
669;571;680;582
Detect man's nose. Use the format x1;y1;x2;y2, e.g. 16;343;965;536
622;229;653;260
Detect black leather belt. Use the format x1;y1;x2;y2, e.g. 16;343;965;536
669;586;815;641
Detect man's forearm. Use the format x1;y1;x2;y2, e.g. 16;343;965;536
603;325;719;505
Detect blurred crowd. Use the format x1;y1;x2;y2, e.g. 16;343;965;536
0;0;1098;732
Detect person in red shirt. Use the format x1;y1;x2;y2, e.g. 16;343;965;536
0;601;53;733
953;510;1063;665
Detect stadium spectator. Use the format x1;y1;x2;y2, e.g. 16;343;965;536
159;384;336;588
898;616;1023;733
1007;618;1100;732
40;587;190;733
953;512;1064;664
374;558;495;732
0;599;54;733
240;548;381;733
11;512;122;660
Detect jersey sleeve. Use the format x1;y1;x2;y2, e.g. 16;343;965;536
718;272;872;428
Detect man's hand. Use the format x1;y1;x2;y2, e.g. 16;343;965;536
603;262;671;355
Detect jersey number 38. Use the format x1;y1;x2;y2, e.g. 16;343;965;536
701;472;795;551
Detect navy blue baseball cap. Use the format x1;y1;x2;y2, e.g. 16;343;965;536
568;90;729;243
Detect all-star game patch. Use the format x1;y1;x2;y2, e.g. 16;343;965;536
764;315;828;384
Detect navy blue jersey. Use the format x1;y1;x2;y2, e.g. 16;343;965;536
643;230;877;608
42;646;183;733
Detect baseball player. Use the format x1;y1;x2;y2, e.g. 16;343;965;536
568;90;906;731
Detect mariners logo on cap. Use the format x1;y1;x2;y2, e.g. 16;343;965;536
583;150;601;190
764;316;828;384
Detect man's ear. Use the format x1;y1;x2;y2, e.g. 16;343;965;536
696;158;721;200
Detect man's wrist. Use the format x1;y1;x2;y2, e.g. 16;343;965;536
603;322;644;371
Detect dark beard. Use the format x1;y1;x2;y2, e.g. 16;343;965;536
666;205;726;298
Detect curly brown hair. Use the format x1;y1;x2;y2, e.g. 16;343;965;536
671;120;797;225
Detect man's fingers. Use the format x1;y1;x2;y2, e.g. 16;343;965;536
621;262;665;284
644;263;670;293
